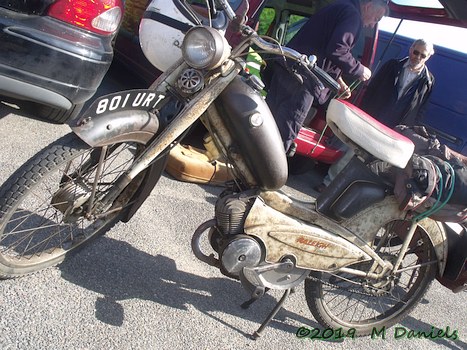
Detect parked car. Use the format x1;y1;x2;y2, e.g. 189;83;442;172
114;0;467;160
0;0;124;123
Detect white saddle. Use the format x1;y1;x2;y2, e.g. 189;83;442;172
326;99;414;169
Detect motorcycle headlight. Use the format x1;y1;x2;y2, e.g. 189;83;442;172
182;26;231;70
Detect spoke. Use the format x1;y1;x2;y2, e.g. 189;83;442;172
0;139;144;272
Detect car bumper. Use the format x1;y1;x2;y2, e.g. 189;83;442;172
0;8;115;108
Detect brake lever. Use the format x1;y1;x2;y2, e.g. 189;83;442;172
304;65;325;91
299;56;326;91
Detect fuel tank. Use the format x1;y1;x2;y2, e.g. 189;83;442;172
215;75;288;190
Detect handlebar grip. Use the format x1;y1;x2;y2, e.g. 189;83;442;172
311;65;340;93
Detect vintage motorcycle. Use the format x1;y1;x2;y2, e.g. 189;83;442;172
0;0;465;339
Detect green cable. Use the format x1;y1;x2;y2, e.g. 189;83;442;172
413;159;456;222
335;80;361;99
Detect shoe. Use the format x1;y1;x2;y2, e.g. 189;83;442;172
286;142;297;157
313;183;326;193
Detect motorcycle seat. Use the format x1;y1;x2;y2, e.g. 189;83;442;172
326;99;415;168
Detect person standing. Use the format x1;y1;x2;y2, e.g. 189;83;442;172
359;38;435;127
265;0;389;154
316;38;435;192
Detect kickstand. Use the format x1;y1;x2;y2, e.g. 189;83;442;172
241;286;268;309
251;288;291;340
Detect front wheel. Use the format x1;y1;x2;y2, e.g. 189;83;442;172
305;219;437;337
0;133;153;278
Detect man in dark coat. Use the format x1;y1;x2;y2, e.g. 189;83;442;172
359;38;435;127
265;0;388;154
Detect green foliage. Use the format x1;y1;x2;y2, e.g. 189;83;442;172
258;8;275;35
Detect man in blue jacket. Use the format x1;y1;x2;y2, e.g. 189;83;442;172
266;0;388;154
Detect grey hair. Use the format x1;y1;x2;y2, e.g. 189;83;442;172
411;39;435;56
361;0;390;16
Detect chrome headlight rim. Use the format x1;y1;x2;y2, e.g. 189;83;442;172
181;26;230;70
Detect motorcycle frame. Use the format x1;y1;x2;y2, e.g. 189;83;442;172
251;189;448;280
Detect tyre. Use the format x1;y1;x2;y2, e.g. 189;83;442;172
305;215;437;337
0;133;152;278
35;103;84;124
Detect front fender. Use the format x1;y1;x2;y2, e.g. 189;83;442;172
70;89;165;147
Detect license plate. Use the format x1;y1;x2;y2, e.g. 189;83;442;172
88;90;166;116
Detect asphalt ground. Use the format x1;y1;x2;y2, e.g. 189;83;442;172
0;62;465;350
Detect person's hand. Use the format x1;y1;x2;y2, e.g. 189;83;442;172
360;66;372;81
337;78;351;99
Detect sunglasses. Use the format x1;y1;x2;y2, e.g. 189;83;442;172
412;50;427;59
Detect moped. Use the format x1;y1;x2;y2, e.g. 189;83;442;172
0;0;465;339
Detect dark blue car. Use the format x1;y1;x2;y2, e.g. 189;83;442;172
0;0;124;123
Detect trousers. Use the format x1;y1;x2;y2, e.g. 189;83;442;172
265;64;314;153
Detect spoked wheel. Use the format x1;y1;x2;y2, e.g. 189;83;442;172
305;219;438;337
0;133;155;278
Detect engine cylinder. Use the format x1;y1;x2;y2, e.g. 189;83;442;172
215;195;248;235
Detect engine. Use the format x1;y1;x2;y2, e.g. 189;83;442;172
191;191;312;297
212;193;263;278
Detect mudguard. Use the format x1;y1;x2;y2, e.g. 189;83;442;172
417;218;448;276
70;89;169;222
341;196;448;275
70;89;166;146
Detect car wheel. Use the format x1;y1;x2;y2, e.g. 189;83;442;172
36;103;84;124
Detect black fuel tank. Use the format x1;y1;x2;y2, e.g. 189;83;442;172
215;75;288;190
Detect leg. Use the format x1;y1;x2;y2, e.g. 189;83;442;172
266;68;314;154
322;147;354;186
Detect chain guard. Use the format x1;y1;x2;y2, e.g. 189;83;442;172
240;259;310;292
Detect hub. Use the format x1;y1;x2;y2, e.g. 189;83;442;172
51;180;92;222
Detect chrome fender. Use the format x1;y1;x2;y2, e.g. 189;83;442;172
70;89;165;147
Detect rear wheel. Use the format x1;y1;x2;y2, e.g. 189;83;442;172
0;133;152;278
305;219;437;337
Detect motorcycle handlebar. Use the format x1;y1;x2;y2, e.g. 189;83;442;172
248;34;340;94
208;4;340;94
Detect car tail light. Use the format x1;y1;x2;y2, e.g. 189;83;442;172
47;0;124;35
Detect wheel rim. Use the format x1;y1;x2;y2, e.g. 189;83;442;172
0;141;144;268
311;220;437;329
